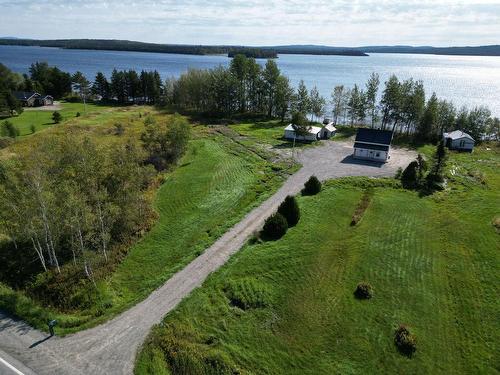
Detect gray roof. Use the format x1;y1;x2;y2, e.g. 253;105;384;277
355;128;393;145
443;130;474;141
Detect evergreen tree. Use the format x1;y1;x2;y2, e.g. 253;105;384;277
277;195;300;227
365;73;380;127
417;93;438;143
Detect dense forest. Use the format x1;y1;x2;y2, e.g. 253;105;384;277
2;39;499;56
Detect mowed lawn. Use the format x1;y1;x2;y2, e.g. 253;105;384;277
106;134;286;314
137;146;499;374
4;101;114;135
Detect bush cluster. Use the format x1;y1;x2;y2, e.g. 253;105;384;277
394;324;417;357
302;175;321;196
354;282;373;299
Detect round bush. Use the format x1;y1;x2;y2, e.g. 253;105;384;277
261;212;288;240
394;324;417;357
277;195;300;227
302;175;321;196
354;282;373;299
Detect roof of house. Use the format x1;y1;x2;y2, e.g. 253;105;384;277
323;123;337;132
443;130;474;141
354;142;389;151
285;124;322;135
12;91;40;101
355;128;393;145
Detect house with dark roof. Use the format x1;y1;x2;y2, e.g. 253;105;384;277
353;128;393;162
443;130;474;152
13;92;54;107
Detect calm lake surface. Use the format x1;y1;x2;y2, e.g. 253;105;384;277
1;45;500;116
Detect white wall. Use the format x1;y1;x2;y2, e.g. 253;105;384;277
354;147;388;162
284;130;319;142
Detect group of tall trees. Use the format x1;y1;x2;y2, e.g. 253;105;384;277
329;73;499;143
0;135;154;279
163;54;330;120
92;69;163;104
0;114;191;281
0;62;73;116
25;62;72;99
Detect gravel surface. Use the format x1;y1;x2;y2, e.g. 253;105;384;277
0;140;415;375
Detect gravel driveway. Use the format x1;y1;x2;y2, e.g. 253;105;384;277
0;140;415;375
296;140;416;180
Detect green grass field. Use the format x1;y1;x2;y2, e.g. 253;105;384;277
3;102;114;136
0;107;290;334
136;145;499;374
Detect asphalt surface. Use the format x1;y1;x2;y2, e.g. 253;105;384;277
0;140;415;374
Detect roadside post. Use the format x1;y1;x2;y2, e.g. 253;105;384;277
48;319;57;336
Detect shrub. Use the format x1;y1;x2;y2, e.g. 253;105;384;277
401;161;419;189
394;324;417;357
277;195;300;227
76;112;81;117
302;175;321;196
224;278;271;309
52;111;62;124
354;282;373;299
261;212;288;240
114;122;125;136
0;137;14;149
1;120;20;138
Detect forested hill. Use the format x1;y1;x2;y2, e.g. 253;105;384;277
0;39;367;57
1;39;498;57
355;45;500;56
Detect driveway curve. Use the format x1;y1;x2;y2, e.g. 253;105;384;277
0;140;415;375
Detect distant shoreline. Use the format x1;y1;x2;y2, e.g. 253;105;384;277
0;39;499;57
0;39;367;57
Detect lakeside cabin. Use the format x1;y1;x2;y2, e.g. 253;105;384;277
13;91;53;107
353;128;393;162
443;130;474;152
284;120;337;142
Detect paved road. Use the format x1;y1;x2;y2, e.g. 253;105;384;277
0;141;415;375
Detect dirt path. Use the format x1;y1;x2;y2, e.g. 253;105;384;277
0;141;415;375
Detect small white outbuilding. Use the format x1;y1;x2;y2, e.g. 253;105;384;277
320;122;337;139
284;124;322;141
443;130;474;152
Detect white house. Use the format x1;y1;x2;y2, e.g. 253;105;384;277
284;124;322;142
443;130;474;152
320;122;337;139
353;128;393;162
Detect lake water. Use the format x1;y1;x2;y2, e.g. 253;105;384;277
1;45;500;117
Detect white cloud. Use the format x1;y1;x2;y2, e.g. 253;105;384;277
0;0;499;45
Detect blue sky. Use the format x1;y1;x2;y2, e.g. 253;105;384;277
1;0;499;46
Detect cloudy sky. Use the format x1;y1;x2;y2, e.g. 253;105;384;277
1;0;499;46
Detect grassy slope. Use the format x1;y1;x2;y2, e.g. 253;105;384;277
0;107;289;335
136;145;499;374
4;102;114;136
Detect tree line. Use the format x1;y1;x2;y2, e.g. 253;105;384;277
329;73;499;142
